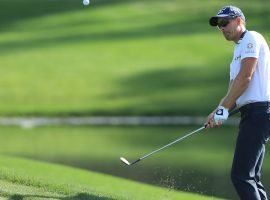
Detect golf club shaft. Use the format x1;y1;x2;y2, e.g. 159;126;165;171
138;126;205;162
127;108;239;165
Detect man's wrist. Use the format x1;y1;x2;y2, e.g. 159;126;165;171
219;99;235;110
218;105;229;110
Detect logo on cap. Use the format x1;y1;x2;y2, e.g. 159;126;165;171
217;7;228;15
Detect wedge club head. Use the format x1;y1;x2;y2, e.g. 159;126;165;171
120;157;141;166
120;157;130;165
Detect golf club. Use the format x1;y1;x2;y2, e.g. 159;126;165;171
120;108;239;166
120;126;205;166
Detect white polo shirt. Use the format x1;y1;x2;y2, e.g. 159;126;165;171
230;30;270;107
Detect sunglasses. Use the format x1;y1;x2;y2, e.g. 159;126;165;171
217;16;237;29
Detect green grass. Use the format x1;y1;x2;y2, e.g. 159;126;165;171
0;125;269;199
0;0;270;116
0;155;217;200
1;1;270;199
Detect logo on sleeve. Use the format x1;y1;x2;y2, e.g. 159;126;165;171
245;43;255;54
247;43;253;49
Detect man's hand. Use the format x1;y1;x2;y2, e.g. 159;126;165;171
214;106;229;125
205;112;215;129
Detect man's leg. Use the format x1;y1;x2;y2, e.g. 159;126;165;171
255;145;268;200
231;114;268;200
231;136;263;199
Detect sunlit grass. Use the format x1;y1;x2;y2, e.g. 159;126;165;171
0;0;269;116
0;155;218;200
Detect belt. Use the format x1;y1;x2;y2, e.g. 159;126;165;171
239;101;270;113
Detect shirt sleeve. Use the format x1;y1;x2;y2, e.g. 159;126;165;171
241;33;260;59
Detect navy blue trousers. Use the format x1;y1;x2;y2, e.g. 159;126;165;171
231;102;270;200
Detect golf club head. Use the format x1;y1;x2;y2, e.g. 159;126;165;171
120;157;141;166
120;157;131;166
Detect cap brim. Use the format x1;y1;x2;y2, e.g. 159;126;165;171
209;14;230;26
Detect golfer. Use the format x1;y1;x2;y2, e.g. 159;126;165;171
205;5;270;200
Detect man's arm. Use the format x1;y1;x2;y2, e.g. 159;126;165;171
205;57;257;128
220;57;258;110
205;81;233;128
219;80;234;108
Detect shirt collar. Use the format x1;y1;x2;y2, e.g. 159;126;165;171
237;30;247;44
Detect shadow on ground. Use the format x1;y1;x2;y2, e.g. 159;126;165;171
7;192;115;200
0;17;211;55
101;56;229;116
4;62;229;117
0;0;142;31
1;1;270;54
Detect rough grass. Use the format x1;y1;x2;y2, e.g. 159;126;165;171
0;155;218;200
0;125;269;199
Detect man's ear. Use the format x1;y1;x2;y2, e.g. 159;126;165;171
236;17;241;25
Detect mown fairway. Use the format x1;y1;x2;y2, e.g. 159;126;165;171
0;0;269;116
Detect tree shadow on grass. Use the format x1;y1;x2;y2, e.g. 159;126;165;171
0;1;269;54
101;60;229;116
7;192;115;200
0;16;211;55
0;0;140;31
3;57;230;117
1;2;269;55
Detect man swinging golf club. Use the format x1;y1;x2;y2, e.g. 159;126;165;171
205;5;270;200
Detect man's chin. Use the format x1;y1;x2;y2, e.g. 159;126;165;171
223;35;232;41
